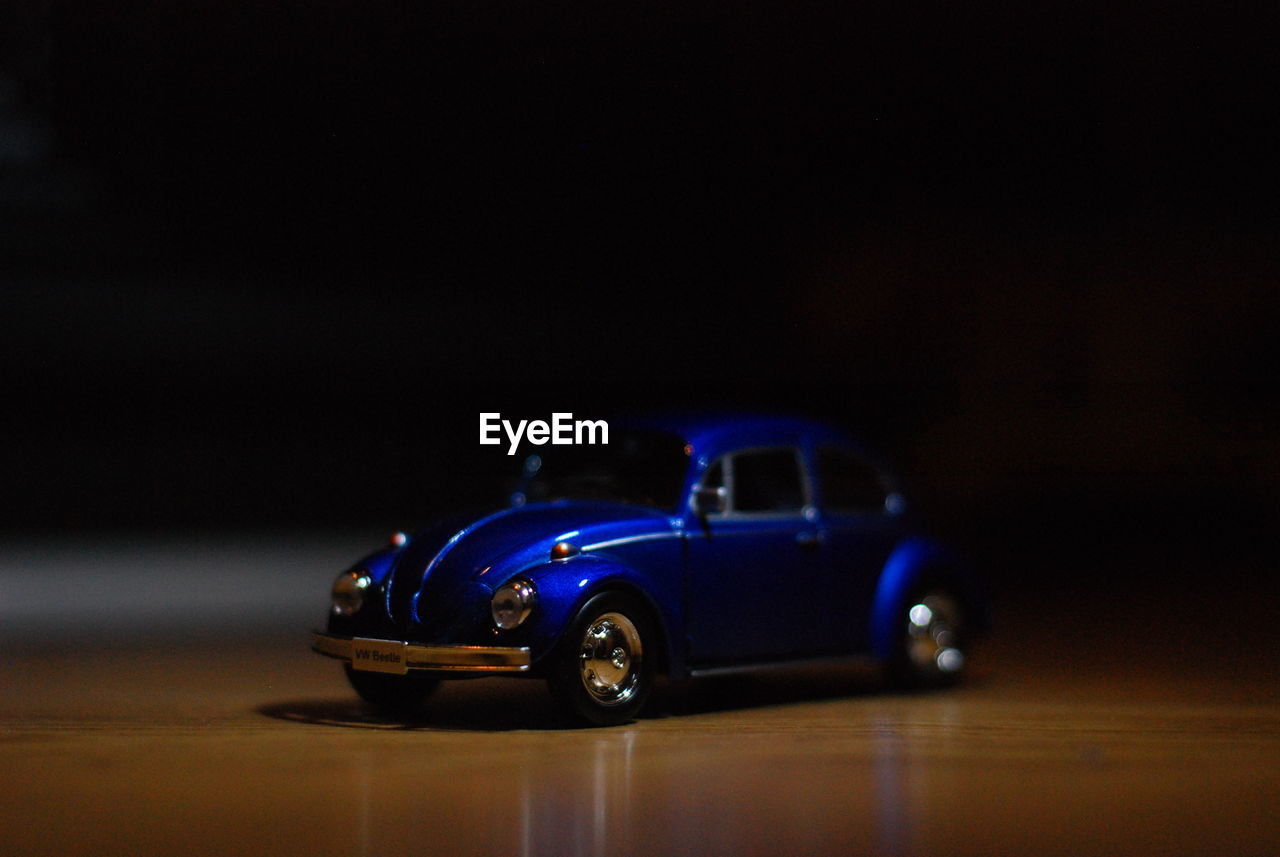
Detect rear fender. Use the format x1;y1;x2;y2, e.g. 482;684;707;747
869;538;983;660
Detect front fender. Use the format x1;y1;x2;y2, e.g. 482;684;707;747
869;538;984;660
518;556;682;677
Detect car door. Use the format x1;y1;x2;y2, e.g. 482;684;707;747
813;445;907;652
685;446;842;665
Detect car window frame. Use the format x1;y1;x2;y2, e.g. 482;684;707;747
814;443;896;517
696;445;815;520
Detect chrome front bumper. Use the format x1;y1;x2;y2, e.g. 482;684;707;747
312;631;532;674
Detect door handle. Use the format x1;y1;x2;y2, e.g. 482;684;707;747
795;530;824;549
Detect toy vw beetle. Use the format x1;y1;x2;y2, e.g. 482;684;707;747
313;414;983;726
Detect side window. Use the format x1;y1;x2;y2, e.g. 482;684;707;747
702;458;725;492
818;447;888;514
732;449;805;513
695;458;728;517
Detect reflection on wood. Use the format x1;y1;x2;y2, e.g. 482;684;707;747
0;584;1276;856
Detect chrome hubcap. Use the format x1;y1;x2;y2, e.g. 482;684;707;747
579;612;643;706
906;593;965;675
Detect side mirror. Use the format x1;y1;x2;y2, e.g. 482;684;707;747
691;485;727;517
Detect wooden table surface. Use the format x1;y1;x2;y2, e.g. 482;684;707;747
1;537;1276;856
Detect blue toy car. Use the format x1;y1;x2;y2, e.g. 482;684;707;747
313;414;982;726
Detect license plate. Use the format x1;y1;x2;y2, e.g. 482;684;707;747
351;638;409;675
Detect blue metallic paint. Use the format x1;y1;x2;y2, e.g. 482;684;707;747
515;555;683;676
322;413;980;682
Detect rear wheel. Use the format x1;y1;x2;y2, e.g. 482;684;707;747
344;665;440;715
888;587;969;688
547;591;656;727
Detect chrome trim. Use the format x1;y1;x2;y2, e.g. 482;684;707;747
691;527;816;537
577;611;644;706
906;592;966;676
311;632;532;672
582;532;681;552
331;570;371;617
491;579;537;629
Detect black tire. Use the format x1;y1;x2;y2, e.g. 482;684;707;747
343;664;440;715
547;591;657;727
886;585;969;689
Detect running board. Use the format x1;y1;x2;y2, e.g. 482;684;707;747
687;653;879;679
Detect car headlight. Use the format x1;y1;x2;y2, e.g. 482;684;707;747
331;570;371;616
491;579;537;630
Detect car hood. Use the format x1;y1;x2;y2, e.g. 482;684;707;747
385;500;673;630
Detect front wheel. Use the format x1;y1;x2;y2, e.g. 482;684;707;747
344;665;440;715
887;587;970;689
547;591;656;727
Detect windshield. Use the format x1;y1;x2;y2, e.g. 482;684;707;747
512;430;690;511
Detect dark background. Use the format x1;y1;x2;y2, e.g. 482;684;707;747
3;1;1277;597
